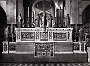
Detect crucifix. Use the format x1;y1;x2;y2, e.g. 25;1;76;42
43;0;47;31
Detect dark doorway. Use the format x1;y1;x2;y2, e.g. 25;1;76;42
82;5;90;50
82;5;90;24
0;6;7;59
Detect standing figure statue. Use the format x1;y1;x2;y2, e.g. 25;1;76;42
35;14;39;27
46;14;51;27
79;28;83;41
18;13;23;28
66;14;70;28
4;26;9;41
39;13;44;28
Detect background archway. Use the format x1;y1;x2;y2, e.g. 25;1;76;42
32;0;55;27
82;4;90;24
0;6;7;57
82;4;90;46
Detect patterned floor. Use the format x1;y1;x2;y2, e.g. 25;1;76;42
0;63;90;66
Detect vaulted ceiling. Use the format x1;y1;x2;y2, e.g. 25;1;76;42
34;1;54;11
23;0;65;8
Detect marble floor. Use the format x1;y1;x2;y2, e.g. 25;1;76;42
0;63;90;66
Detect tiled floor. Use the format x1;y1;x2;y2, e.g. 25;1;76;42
0;63;90;66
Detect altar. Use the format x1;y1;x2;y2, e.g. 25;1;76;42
1;0;87;62
15;28;73;42
9;28;72;57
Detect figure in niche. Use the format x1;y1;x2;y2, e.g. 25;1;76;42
46;14;52;27
36;12;52;28
39;13;44;27
18;13;23;28
20;14;24;27
35;15;39;27
4;26;9;41
79;28;83;41
66;14;70;28
41;13;45;27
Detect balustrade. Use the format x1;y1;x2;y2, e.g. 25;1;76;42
73;41;86;53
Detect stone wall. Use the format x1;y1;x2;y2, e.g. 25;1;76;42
6;0;16;24
16;0;24;24
0;0;24;24
65;0;90;24
0;0;90;25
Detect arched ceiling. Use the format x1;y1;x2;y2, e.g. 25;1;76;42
23;0;65;9
34;1;54;11
82;5;90;24
23;0;55;7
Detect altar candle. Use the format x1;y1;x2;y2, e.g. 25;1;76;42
28;7;29;17
32;12;34;17
55;7;56;17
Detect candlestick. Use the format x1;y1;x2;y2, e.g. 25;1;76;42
28;7;29;17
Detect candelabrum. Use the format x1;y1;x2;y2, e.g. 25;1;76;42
4;26;9;41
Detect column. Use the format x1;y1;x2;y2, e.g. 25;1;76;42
84;43;86;52
79;42;82;52
27;7;30;27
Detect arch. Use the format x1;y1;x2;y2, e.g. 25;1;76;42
0;5;7;56
32;0;55;8
82;4;90;24
82;2;90;12
0;6;7;27
32;0;55;16
0;1;6;13
31;0;55;27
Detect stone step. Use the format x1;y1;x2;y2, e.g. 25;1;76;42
0;63;90;66
1;53;87;63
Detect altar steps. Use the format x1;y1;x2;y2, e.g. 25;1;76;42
1;53;87;63
0;63;90;66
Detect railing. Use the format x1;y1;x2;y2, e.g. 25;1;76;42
73;41;86;53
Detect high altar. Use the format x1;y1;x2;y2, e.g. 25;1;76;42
2;0;87;62
15;28;73;56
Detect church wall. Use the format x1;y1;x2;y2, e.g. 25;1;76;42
65;0;70;16
65;0;79;24
16;0;24;23
82;1;90;12
0;0;90;25
65;0;90;24
0;0;18;24
6;0;16;24
70;0;79;24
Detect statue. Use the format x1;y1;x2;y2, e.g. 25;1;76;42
39;13;44;28
35;15;39;27
22;19;25;28
35;12;52;28
4;26;9;41
79;28;83;41
66;14;70;28
46;14;51;27
18;13;23;28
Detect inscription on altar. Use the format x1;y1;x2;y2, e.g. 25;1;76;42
53;32;67;41
15;28;73;42
21;32;35;41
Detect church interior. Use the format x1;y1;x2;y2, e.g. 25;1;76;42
0;0;90;64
